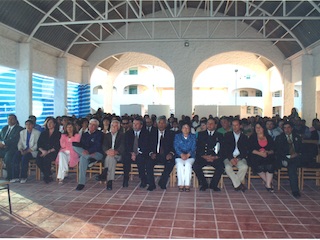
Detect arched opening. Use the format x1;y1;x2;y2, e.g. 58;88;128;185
192;51;282;118
90;52;174;116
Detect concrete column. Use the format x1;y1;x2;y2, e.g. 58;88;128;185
173;68;193;119
301;54;316;126
282;63;294;116
16;43;32;123
103;72;117;114
263;70;272;117
54;57;67;116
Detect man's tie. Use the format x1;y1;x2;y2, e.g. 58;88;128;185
133;131;139;154
287;135;295;155
4;126;12;140
159;132;164;154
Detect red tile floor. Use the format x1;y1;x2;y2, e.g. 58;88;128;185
0;173;320;238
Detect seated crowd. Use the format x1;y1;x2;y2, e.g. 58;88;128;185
1;107;320;198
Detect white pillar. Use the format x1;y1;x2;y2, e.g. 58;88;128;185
54;58;67;116
301;54;316;125
282;63;294;116
103;72;117;113
16;43;32;123
263;70;272;117
174;69;192;119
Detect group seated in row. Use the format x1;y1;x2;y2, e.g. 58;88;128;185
0;110;319;199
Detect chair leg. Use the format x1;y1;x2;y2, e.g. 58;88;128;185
7;184;12;214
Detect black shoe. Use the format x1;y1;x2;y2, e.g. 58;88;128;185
211;186;221;192
200;185;208;191
240;183;246;192
95;174;106;181
234;185;241;191
140;180;147;188
158;182;167;190
76;184;85;191
292;191;301;198
88;158;97;168
147;185;156;191
123;180;129;187
106;180;112;190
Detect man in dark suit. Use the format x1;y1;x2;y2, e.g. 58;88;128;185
96;120;124;190
193;117;224;191
146;115;175;191
144;116;156;134
0;114;23;180
123;117;149;188
222;119;248;192
275;121;303;198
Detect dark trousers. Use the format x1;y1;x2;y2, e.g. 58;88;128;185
286;156;302;193
36;152;57;180
12;151;33;179
123;154;147;183
0;148;16;180
193;157;224;188
146;154;175;187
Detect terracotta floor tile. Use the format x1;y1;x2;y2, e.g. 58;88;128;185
215;214;236;222
108;217;132;225
171;228;194;238
236;215;259;223
152;219;174;228
238;222;263;231
218;230;242;239
129;217;153;227
173;220;194;228
217;222;239;230
51;229;77;238
135;211;155;219
242;231;267;238
194;221;216;229
0;224;14;234
147;227;171;237
23;228;51;238
103;225;127;234
264;231;290;238
4;226;33;236
175;213;195;220
288;232;316;239
194;229;217;238
125;226;149;235
261;223;285;232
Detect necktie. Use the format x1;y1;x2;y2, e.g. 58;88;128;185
4;126;12;140
287;135;295;155
133;131;139;154
159;132;164;154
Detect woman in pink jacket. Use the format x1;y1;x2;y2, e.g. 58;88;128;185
56;122;81;183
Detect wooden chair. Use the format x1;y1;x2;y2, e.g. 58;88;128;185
220;166;247;189
0;157;3;178
115;163;125;175
274;167;301;191
247;166;261;190
169;165;197;187
86;162;103;179
0;180;12;214
300;140;320;190
55;163;79;182
193;165;223;188
130;163;166;180
28;158;40;180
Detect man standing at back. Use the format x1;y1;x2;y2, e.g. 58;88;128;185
146;115;175;191
0;114;23;180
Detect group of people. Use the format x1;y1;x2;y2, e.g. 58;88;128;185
0;109;319;198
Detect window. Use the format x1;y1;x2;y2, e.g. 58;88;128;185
256;90;262;97
129;67;138;75
67;81;90;117
129;85;138;94
254;107;259;115
240;90;248;97
272;90;282;97
294;90;299;97
247;106;251;114
32;73;54;126
0;66;16;129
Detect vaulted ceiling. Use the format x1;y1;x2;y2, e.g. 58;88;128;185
0;0;320;60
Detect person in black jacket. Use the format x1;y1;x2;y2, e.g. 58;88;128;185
123;117;149;188
275;121;303;198
222;119;249;192
36;117;61;184
193;117;224;191
146;115;175;191
248;122;275;192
